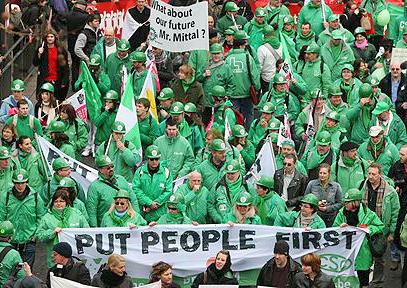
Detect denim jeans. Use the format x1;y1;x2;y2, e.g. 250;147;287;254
13;242;36;267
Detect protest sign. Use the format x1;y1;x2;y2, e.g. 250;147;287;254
64;89;87;122
149;0;209;52
391;48;407;65
60;225;365;287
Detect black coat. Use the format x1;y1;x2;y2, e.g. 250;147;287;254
395;78;407;125
128;6;150;51
274;168;308;208
379;72;406;103
294;271;335;288
256;257;301;288
47;257;91;287
191;264;238;288
66;7;89;52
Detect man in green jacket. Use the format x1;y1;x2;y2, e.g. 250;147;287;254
297;0;333;35
91;27;118;69
361;163;400;287
93;90;119;147
157;88;175;123
136;98;160;154
253;176;287;225
154;117;195;179
357;126;400;175
248;102;276;148
0;146;15;195
129;51;155;98
396;27;407;48
210;86;236;135
96;121;139;182
216;2;248;35
152;194;193;225
317;14;355;47
295;22;317;52
0;169;45;266
86;155;138;227
132;145;173;223
326;86;349;119
264;0;290;30
244;8;266;52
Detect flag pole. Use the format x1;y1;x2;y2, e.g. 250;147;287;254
105;135;112;156
35;133;51;181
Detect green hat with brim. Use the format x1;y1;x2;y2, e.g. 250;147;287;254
311;89;323;99
169;102;184;115
58;177;76;189
158;88;174;101
0;146;10;159
270;132;279;143
281;139;295;148
301;194;319;207
12;169;28;183
0;221;14;238
268;119;281;131
328;86;342;96
305;43;320;54
112;121;126;134
232;124;248;138
236;192;253;206
117;39;130;52
316;131;331;146
283;15;294;24
370;78;380;87
211;139;227;152
342;64;354;72
210;43;223;54
145;145;161;159
234;30;250;41
331;29;343;40
96;155;113;168
256;175;274;189
326;111;340;122
255;7;266;17
262;25;275;37
114;189;130;199
260;102;276;114
104;90;119;100
328;14;339;22
224;29;235;35
184;103;197;113
343;188;363;202
226;159;240;173
372;101;391;115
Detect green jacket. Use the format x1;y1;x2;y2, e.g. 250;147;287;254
264;4;290;30
86;174;137;227
156;212;193;224
40;174;86;206
225;49;261;99
92;37;119;68
331;155;369;193
297;58;331;98
244;19;266;52
138;114;160;154
295;31;317;52
153;134;195;178
346;102;375;145
388;15;407;43
0;187;45;243
274;210;326;228
223;209;262;224
369;112;407;149
317;27;355;47
396;39;407;48
301;146;336;172
5;115;43;140
333;204;384;270
74;70;111;96
216;14;248;35
351;43;377;68
253;191;287;225
188;49;210;83
105;52;132;94
36;206;89;267
234;140;255;170
93;108;118;146
357;139;399;175
101;210;147;227
133;69;155;98
96;138;139;182
211;101;236;135
248;117;275;148
132;163;173;222
297;2;333;35
294;105;331;139
0;242;25;286
320;41;355;80
12;149;46;192
333;78;363;106
258;89;300;122
0;167;14;195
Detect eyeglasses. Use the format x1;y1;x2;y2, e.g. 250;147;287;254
115;201;126;206
283;162;293;166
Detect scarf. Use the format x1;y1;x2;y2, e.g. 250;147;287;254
12;186;30;201
234;205;256;224
342;156;356;167
264;36;281;49
282;29;295;38
99;173;117;186
367;138;385;159
340;78;354;102
361;105;372;128
166;211;186;224
226;175;242;202
181;76;195;92
298;30;315;41
298;212;316;228
100;268;127;287
355;38;369;49
110;210;131;226
18;150;30;168
376;111;393;136
363;180;386;219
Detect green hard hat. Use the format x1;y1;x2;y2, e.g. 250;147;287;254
283;15;294;24
210;43;223;54
224;28;235;35
301;194;319;207
262;25;275;37
327;14;339;22
104;90;119;100
0;221;14;237
281;139;295;148
52;157;69;171
211;139;227;152
95;155;113;168
326;111;340;122
225;159;240;173
316;131;331;146
232;124;248;138
225;1;239;12
370;78;380;87
41;82;55;93
169;101;184;115
234;30;250;41
48;121;66;133
331;29;343;40
12;169;29;183
117;39;130;51
211;85;226;98
0;146;11;159
268;118;281;130
158;87;174;101
310;89;323;99
270;132;279;143
255;7;266;17
167;193;184;205
184;102;197;113
343;188;363;202
305;43;320;54
260;102;276;113
359;83;373;98
11;79;25;92
372;101;391;115
114;189;130;199
328;86;342;96
236;191;253;206
256;175;274;189
129;51;146;63
354;27;366;36
145;145;161;159
342;63;354;72
273;73;287;84
89;54;101;66
58;177;76;189
112;121;126;133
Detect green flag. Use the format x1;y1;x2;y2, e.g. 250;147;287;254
77;61;102;122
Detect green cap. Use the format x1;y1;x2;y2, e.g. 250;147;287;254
232;124;248;138
370;78;380;87
331;29;343;40
262;25;275;37
354;27;366;36
301;194;319;207
211;85;226;98
270;132;278;143
117;39;130;51
158;87;174;101
48;121;66;133
236;191;253;206
224;28;235;35
95;155;113;168
328;14;339;22
343;188;363;202
89;54;101;66
268;118;281;130
283;15;294;24
311;89;323;99
273;73;287;84
328;86;342;96
255;7;266;17
316;131;331;146
326;111;340;122
256;175;274;189
129;51;147;63
12;169;28;183
112;121;126;133
305;43;320;54
41;82;55;93
145;145;161;159
281;139;295;147
169;101;184;115
104;90;119;100
114;189;130;199
226;159;240;173
359;83;373;98
11;79;25;92
184;102;197;113
372;101;391;115
167;193;184;205
58;177;76;189
0;221;14;237
225;1;239;12
234;30;250;40
210;43;223;54
52;158;69;171
342;64;354;72
0;146;10;160
211;139;227;152
260;102;276;113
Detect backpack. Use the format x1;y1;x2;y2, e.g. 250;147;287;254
0;246;21;288
223;106;245;125
12;114;34;130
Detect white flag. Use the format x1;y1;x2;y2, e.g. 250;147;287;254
224;116;232;149
121;10;142;40
244;138;276;185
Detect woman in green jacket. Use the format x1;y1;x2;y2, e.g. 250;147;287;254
333;64;363;107
150;194;193;225
101;190;147;228
36;189;89;268
57;177;89;222
224;191;262;225
0;124;17;152
48;121;76;159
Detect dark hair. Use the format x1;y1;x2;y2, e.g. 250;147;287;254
150;261;172;283
166;117;177;127
52;132;70;148
284;153;297;163
87;13;101;23
319;163;331;173
59;104;77;123
137;98;151;109
301;22;311;29
368;162;382;174
17;99;29;108
50;189;72;209
275;58;285;68
16;136;30;148
2;124;17;140
233;39;245;49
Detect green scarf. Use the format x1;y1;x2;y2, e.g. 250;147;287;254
226;175;243;201
166;212;185;224
110;210;131;226
330;42;343;60
181;77;195;93
272;88;285;99
256;192;273;221
298;31;315;40
18;150;29;169
51;207;72;229
369;137;384;152
282;29;295;38
361;105;372;128
340;78;354;100
342;156;356;167
264;36;281;49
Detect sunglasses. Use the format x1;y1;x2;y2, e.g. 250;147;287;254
283;162;293;166
115;201;126;206
149;158;159;162
168;206;177;211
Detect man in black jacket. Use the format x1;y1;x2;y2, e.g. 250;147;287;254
46;242;91;288
379;62;406;105
257;240;301;288
127;0;150;51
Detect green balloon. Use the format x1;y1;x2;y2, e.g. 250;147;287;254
376;9;390;27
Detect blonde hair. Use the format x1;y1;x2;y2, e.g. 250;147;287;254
178;64;195;80
108;198;136;218
107;254;126;268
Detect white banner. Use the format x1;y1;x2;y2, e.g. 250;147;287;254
149;0;209;52
59;225;365;279
64;89;88;122
244;139;276;185
37;136;98;194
